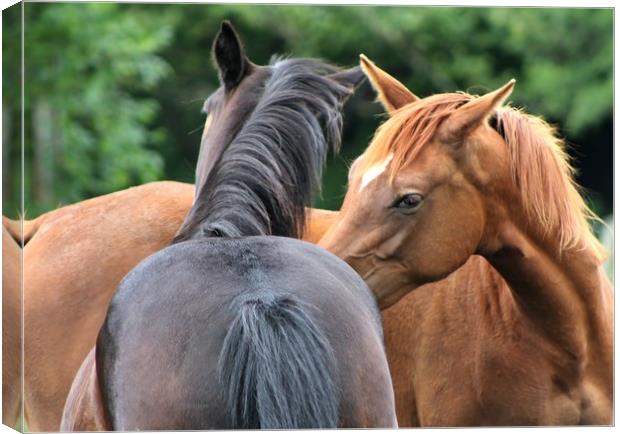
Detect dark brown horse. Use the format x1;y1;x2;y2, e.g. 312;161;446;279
319;55;613;426
5;183;338;431
62;23;396;430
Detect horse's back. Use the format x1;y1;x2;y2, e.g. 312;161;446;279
98;237;395;429
24;181;193;248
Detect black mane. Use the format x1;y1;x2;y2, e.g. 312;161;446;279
174;58;352;241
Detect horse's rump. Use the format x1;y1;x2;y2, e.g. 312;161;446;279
97;237;393;429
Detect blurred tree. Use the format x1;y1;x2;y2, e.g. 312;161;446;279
2;4;612;218
3;3;176;217
3;4;21;219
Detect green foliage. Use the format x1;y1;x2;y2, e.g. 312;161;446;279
2;4;612;217
4;3;175;216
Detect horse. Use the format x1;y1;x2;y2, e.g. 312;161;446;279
4;181;339;430
61;22;396;430
318;55;613;426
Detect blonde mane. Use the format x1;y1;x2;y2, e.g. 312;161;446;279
360;92;605;260
495;107;604;260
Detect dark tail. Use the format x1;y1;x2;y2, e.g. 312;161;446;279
218;294;339;429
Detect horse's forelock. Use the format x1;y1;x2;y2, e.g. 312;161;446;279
358;93;472;180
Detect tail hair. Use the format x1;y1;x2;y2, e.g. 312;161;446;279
217;293;339;428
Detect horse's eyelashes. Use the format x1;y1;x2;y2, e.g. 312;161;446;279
392;193;424;211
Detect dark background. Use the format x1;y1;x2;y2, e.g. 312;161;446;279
2;4;613;223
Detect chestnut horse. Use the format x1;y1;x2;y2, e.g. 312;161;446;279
61;22;395;430
318;55;613;425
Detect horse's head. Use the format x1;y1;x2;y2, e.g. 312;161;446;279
320;55;517;308
195;21;365;200
194;21;265;196
174;21;365;242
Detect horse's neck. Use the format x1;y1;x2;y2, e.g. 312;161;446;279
484;220;612;370
303;208;340;243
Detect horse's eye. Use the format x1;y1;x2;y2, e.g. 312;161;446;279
393;193;424;211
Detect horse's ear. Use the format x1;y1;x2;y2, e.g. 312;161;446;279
212;21;250;91
327;66;366;92
359;54;418;114
441;79;515;141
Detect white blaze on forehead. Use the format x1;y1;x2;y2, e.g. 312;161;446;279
359;153;394;192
